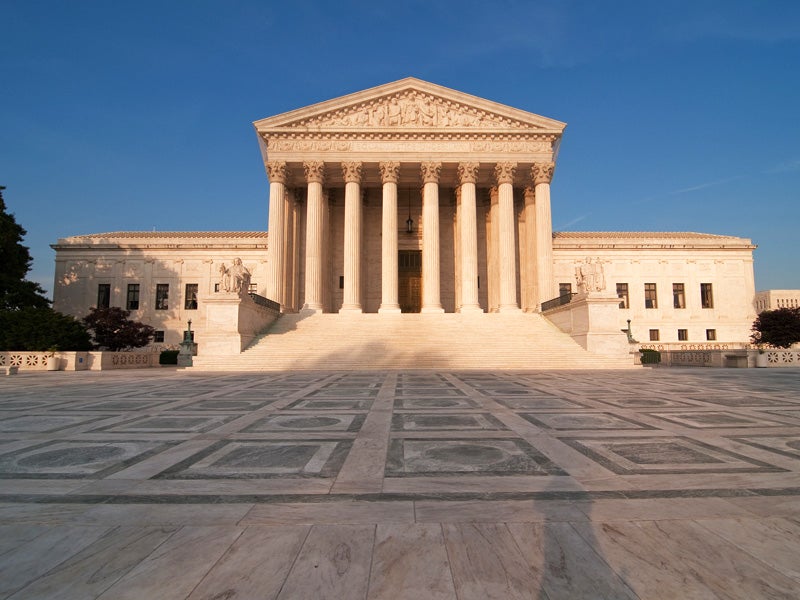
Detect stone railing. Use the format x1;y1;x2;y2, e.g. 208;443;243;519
1;351;161;372
759;349;800;367
541;293;577;312
639;348;800;368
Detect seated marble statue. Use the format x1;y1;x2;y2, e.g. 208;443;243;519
228;258;251;295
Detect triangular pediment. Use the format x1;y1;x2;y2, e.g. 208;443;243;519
254;78;566;133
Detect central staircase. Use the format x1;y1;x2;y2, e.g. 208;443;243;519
191;312;636;371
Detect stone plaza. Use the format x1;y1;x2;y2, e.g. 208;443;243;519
1;367;799;598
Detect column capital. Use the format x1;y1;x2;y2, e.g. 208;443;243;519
266;161;288;184
494;162;517;185
457;162;480;185
379;161;400;184
420;161;442;184
341;161;363;184
532;162;555;185
303;161;325;184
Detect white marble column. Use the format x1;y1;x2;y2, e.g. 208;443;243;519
522;186;538;312
340;161;363;313
379;162;401;313
532;162;556;309
265;161;287;308
457;162;482;313
495;163;520;312
302;161;325;312
420;162;444;313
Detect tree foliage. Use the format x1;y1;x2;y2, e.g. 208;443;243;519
0;186;50;310
751;307;800;349
83;307;155;351
0;307;92;351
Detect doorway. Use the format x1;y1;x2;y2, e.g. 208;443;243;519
398;250;422;313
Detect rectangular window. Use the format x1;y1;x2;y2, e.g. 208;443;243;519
678;329;688;341
155;284;169;310
616;283;629;309
97;284;110;309
339;275;344;289
649;329;660;341
248;282;257;295
672;283;686;309
184;283;198;310
701;283;714;308
706;329;717;341
559;283;572;297
153;330;165;343
644;283;658;309
126;284;140;310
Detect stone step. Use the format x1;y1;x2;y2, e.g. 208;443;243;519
191;312;636;371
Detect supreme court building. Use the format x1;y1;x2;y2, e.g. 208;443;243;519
52;79;758;366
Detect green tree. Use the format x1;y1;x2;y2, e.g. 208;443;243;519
751;307;800;349
83;307;155;351
0;186;50;310
0;308;92;351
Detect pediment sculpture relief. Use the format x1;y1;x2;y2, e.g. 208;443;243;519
293;92;530;130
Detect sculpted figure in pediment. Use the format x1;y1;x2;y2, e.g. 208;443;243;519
295;92;521;130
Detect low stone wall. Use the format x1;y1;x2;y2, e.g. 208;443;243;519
643;348;800;368
757;349;800;368
1;351;161;372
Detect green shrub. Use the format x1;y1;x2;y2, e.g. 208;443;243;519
640;348;661;364
159;350;179;365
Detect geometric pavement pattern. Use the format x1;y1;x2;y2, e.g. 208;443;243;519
1;367;799;598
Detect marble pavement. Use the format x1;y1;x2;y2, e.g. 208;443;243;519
1;367;799;598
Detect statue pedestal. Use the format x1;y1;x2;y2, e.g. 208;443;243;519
544;292;631;358
200;292;280;356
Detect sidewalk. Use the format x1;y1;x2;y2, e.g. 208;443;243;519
1;368;799;598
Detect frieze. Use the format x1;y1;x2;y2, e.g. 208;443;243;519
267;138;554;155
287;91;534;130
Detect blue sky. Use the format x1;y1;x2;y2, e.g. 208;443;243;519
2;0;799;296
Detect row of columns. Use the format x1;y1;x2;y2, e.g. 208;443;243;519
265;161;556;314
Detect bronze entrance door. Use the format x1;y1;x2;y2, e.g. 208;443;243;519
398;250;422;313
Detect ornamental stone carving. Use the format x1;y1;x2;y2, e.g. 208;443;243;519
341;161;363;183
532;162;555;185
303;161;325;184
457;162;479;185
379;161;400;184
290;91;530;130
266;161;288;183
494;162;517;185
420;162;442;184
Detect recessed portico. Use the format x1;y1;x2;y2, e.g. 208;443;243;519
255;78;565;315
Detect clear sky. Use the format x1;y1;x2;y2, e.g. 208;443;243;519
2;0;799;297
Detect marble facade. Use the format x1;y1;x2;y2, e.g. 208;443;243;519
50;78;759;354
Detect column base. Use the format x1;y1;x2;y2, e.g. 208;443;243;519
300;305;324;315
421;306;445;314
378;305;402;314
457;305;484;314
498;304;522;313
339;306;363;314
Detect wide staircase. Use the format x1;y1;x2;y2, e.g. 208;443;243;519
191;312;636;371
